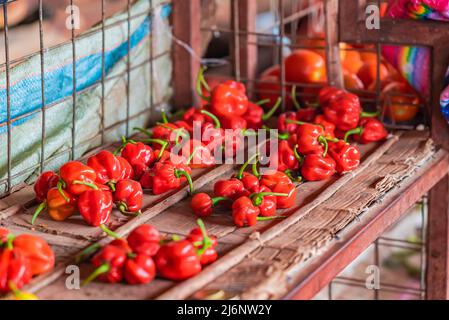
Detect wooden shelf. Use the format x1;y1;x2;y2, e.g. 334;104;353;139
0;130;445;300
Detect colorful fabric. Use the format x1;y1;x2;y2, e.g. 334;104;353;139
388;0;449;20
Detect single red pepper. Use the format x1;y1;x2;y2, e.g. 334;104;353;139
278;112;299;134
271;182;298;209
127;224;161;257
210;81;249;118
198;109;225;154
318;86;345;107
34;171;59;202
328;140;361;173
323;91;361;131
220;115;247;130
32;187;78;224
183;107;212;127
314;115;336;139
232;196;280;227
0;237;32;293
78;188;113;227
296;123;329;156
190;193;229;217
260;170;292;189
59;161;97;196
87;150;122;185
271;140;300;172
83;244;128;285
144;162;194;195
178;139;215;169
344;118;388;144
117;156;134;180
11;234;55;276
154;239;202;281
250;185;279;217
124;253;156;285
213;178;247;200
120;140;155;169
301;154;337;181
113;179;143;215
187;219;218;266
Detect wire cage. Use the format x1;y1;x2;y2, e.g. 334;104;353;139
0;0;448;300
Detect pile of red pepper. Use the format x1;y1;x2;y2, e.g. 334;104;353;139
190;155;297;227
0;227;54;298
83;219;217;284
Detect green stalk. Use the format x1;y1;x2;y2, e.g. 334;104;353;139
75;243;101;264
255;98;271;106
31;201;47;225
344;127;363;143
291;85;301;111
318;136;329;158
257;216;286;221
82;264;110;287
196;218;212;256
250;192;289;206
196;66;211;102
174;169;194;195
72;180;99;190
161;110;169;124
99;224;121;239
133;127;152;137
211;197;230;206
236;153;259;179
262;97;282;121
57;180;70;203
200;110;221;129
360;111;380;118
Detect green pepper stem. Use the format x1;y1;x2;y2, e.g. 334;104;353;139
82;263;110;287
285;119;308;126
257;216;286;221
133;127;152;137
6;234;15;250
293;144;303;164
196;218;212;256
196;66;211;102
172;234;182;241
57;180;70;203
75;243;101;264
72;180;99;190
99;224;121;239
156;141;169;161
161;110;169;124
262;97;282;121
113;136;136;155
291;85;301;111
284;169;303;183
200;109;221;129
252;156;260;179
360;111;380;118
318;136;329;158
250;192;289;198
141;138;168;148
117;202;141;216
255;98;271;106
175;169;194;195
31;201;47;225
186;147;199;165
344;127;363;142
237;153;259;179
211;197;230;206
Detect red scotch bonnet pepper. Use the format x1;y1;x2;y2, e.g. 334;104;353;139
113;179;143;215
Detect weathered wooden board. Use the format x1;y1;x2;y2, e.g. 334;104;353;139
0;130;438;299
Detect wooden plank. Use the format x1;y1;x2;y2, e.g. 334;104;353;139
172;0;201;109
155;133;402;299
427;174;449;300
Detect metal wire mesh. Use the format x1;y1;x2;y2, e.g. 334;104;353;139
0;0;171;196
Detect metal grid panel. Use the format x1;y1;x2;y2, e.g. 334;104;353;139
0;0;171;196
